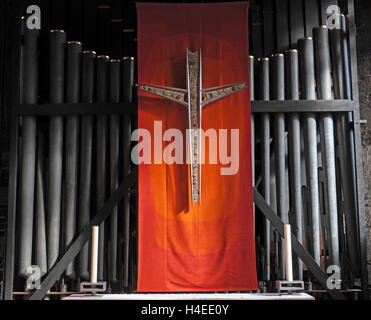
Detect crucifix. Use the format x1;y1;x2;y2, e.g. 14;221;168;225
141;49;247;205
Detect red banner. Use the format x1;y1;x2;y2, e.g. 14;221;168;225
137;1;257;292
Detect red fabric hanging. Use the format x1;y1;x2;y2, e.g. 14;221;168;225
137;1;257;292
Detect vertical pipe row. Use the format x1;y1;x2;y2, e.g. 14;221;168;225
109;59;121;284
298;37;321;266
96;55;110;281
18;29;39;278
271;54;286;280
122;57;134;288
47;30;67;271
64;41;82;279
313;26;340;267
258;57;271;283
14;28;137;292
285;49;303;280
78;50;96;281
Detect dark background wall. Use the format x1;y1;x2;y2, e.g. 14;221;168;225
355;0;371;283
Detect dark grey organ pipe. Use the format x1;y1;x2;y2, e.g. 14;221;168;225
18;29;39;278
109;59;121;283
78;50;96;281
47;30;67;271
341;14;360;275
271;53;286;280
298;37;321;266
64;41;82;279
341;14;358;236
258;57;271;283
96;55;110;281
329;26;359;274
122;57;134;287
285;49;303;280
35;132;47;276
123;57;135;103
122;115;131;288
250;56;255;233
313;26;340;267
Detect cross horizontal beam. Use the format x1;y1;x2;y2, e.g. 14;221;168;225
251;100;357;113
29;170;137;300
253;187;346;300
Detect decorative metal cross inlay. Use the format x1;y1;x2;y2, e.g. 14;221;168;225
141;49;247;205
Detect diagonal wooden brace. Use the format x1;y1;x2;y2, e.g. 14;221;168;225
253;187;346;300
29;170;137;300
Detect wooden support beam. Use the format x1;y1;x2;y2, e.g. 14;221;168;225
29;170;137;300
15;102;137;116
251;100;357;113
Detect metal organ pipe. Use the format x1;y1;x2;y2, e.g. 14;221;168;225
47;30;67;271
18;28;39;278
250;56;255;232
122;57;134;287
341;14;358;224
258;57;271;283
123;57;135;103
285;49;303;280
298;37;321;266
96;55;110;281
64;41;82;279
78;50;96;280
313;26;340;267
109;59;121;284
271;53;287;280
